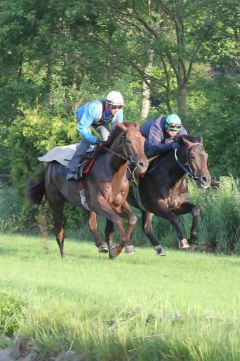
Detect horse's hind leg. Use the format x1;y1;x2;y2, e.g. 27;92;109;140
47;195;65;258
105;219;115;255
88;211;108;253
51;202;65;257
141;211;166;256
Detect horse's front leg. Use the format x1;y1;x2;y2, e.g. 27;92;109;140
88;211;108;253
119;201;137;254
174;202;200;245
141;211;166;256
96;197;130;258
155;200;190;249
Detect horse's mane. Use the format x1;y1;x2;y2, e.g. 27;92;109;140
95;122;139;156
176;134;203;147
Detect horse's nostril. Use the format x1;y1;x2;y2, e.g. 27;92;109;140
201;176;211;186
139;161;144;168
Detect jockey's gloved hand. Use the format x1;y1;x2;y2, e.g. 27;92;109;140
170;142;180;150
98;141;108;148
93;138;99;144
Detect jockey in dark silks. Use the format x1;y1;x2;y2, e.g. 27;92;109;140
140;114;187;158
67;91;124;180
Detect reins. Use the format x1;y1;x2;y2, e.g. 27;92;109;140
148;142;203;179
102;133;136;164
174;142;203;179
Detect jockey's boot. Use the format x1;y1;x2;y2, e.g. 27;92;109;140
66;155;84;181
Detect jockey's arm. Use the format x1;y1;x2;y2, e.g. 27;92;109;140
144;140;175;157
77;102;102;144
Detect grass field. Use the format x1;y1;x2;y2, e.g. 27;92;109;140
0;233;240;361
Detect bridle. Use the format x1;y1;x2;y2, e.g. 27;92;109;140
102;132;137;164
148;142;203;179
174;143;203;180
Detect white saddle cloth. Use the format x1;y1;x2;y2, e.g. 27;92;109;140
38;144;78;167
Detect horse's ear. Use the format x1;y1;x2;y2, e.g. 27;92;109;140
116;121;127;131
183;137;194;149
183;136;204;148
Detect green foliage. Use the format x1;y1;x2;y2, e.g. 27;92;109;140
0;184;36;233
188;75;240;177
0;0;239;180
9;106;75;196
0;293;25;337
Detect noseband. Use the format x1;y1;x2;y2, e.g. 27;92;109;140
175;143;203;180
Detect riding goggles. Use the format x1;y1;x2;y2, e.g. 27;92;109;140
167;123;182;131
110;105;123;109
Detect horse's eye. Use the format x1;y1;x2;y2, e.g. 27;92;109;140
190;156;195;160
126;139;131;144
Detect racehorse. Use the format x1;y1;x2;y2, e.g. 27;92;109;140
104;135;211;255
27;122;148;258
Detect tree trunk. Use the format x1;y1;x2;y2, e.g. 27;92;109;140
177;82;187;118
140;49;154;120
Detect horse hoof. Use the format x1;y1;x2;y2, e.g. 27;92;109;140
124;245;135;254
109;246;122;258
179;239;191;249
98;244;108;254
154;246;166;256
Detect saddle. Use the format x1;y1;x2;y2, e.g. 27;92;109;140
77;151;97;178
38;144;97;179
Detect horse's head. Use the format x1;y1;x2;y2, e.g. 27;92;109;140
116;122;148;173
178;136;211;189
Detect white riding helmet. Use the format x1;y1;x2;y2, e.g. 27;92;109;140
106;91;124;106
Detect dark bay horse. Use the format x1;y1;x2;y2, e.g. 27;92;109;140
27;122;148;258
105;135;211;256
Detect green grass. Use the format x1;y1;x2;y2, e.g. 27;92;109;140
0;233;240;360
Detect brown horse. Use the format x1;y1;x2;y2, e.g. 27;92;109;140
27;122;148;258
105;135;211;255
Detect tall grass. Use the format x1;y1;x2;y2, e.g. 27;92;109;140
0;233;240;360
1;176;240;254
188;176;240;253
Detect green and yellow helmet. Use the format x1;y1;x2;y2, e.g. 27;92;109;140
165;114;182;131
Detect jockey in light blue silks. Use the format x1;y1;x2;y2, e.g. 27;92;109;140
67;91;124;180
140;114;187;158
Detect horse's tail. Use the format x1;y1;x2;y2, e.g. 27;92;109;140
26;168;46;205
